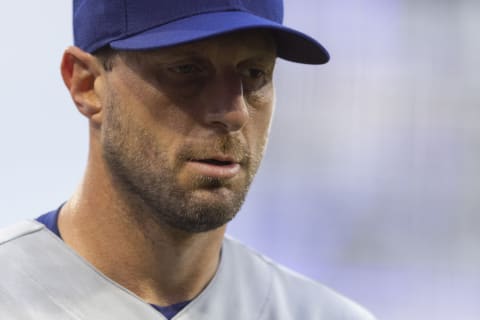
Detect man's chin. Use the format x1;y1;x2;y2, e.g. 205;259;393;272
160;203;239;233
150;188;246;233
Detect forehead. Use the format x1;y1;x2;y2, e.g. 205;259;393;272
121;30;277;61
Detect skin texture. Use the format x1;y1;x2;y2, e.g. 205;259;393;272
58;31;276;306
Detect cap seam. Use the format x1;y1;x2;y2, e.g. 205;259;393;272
123;0;129;36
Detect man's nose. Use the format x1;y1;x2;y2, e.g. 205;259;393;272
201;72;249;133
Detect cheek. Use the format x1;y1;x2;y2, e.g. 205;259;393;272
103;91;176;169
248;84;275;127
246;93;275;155
115;73;195;144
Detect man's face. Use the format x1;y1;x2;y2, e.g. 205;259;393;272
99;31;276;233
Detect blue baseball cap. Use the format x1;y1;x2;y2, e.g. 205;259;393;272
73;0;329;64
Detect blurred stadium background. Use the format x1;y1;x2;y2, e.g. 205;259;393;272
0;1;478;319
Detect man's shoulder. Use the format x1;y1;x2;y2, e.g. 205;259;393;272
0;220;44;246
223;236;375;320
0;220;165;319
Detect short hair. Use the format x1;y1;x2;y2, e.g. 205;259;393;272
93;46;117;71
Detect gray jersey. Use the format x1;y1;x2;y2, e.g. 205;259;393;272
0;221;375;319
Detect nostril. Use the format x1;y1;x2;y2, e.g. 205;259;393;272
205;108;249;132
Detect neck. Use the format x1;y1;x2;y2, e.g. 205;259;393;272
58;147;225;306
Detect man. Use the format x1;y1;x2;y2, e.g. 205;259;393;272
0;0;375;319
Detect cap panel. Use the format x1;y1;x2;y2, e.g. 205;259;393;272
74;0;127;52
240;0;283;23
124;0;283;36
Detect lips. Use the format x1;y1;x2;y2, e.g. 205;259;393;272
196;158;234;166
187;155;241;179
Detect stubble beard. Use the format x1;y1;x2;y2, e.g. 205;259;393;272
101;99;263;233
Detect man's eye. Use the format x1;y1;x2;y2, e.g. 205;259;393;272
240;68;265;79
240;68;269;91
168;64;203;74
247;69;265;79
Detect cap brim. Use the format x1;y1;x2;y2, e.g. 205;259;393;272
110;11;329;65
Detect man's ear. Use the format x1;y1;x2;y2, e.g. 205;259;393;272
61;46;104;125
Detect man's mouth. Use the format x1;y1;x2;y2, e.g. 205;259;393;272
187;156;241;178
196;159;235;166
